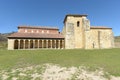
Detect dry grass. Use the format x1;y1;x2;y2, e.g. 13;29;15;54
0;63;120;80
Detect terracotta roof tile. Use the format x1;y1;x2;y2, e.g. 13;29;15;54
8;33;64;39
18;26;59;30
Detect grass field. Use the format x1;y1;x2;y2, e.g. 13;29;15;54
0;48;120;77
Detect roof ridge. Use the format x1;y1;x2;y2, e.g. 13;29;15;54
18;26;59;29
7;32;64;38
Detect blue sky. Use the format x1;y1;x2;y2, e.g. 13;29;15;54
0;0;120;36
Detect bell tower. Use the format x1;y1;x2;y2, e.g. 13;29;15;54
63;14;90;49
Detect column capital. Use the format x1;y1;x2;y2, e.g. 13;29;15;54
18;39;21;41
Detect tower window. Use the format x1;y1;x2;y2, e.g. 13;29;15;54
77;21;80;27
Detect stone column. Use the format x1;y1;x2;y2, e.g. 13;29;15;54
18;39;20;49
50;40;52;49
58;40;60;49
54;40;56;49
38;40;40;49
42;40;44;48
28;40;30;49
8;39;15;50
46;40;48;48
23;40;25;49
62;40;64;49
33;40;35;49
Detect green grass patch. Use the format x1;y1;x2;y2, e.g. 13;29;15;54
0;48;120;76
0;41;7;50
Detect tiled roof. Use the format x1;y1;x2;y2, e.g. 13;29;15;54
18;26;59;30
90;26;112;29
8;33;64;39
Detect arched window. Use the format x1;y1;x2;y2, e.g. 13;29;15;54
77;21;80;27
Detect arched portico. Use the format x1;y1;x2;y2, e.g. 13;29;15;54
13;39;64;49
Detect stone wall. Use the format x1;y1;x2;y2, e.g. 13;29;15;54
62;14;114;49
85;29;114;49
8;39;14;50
63;22;75;49
63;16;86;49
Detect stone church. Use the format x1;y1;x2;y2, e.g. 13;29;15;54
8;14;114;50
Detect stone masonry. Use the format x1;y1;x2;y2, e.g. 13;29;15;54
62;14;114;49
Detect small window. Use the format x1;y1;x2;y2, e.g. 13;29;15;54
31;30;34;33
42;30;44;33
47;30;49;33
36;30;39;33
25;30;27;33
77;21;80;27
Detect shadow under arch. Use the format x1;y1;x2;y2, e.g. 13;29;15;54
14;40;18;49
